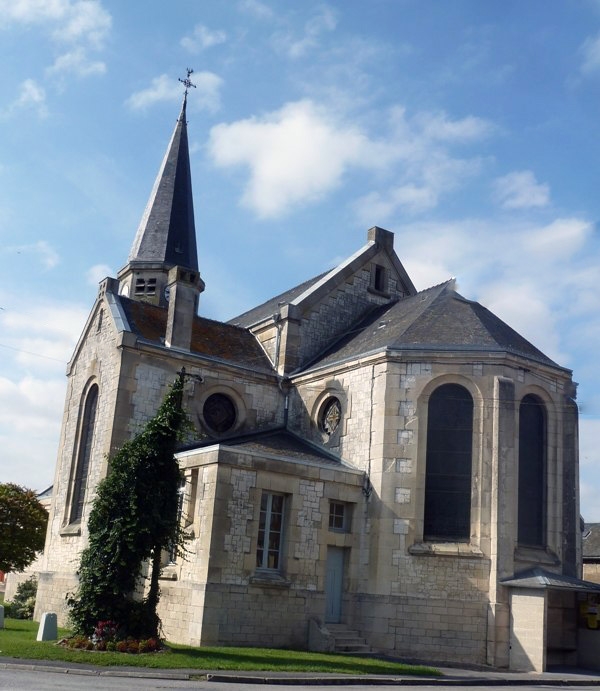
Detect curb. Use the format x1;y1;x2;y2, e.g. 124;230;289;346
2;660;600;686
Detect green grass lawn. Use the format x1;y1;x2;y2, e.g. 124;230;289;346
0;619;440;676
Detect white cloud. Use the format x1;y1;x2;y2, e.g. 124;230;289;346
580;32;600;74
0;0;110;92
53;0;111;47
126;72;223;113
46;47;106;76
580;418;600;521
493;170;550;209
0;293;87;490
273;5;338;59
209;99;371;218
87;263;112;286
181;24;226;53
3;78;48;118
237;0;274;21
395;214;595;366
354;111;490;222
522;218;592;261
0;373;66;490
210;101;493;219
416;111;495;143
0;0;111;47
2;240;58;268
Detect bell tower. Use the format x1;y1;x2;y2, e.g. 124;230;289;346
117;70;203;310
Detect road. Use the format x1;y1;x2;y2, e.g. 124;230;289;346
1;670;600;691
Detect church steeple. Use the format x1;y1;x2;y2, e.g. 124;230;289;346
118;71;203;309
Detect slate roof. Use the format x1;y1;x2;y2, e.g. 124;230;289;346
127;98;198;272
229;270;329;327
501;567;600;593
306;281;560;371
583;524;600;560
119;297;273;373
179;428;358;470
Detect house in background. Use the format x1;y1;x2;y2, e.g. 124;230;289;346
583;524;600;583
33;92;598;672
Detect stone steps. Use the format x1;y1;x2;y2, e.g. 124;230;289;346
327;623;372;654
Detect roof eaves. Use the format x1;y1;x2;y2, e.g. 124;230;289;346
290;242;379;311
125;337;277;377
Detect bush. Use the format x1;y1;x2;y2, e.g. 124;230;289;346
4;576;38;619
116;640;128;653
127;640;139;654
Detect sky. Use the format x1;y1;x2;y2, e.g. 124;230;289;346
0;0;599;519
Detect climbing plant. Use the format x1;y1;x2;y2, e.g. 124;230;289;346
68;372;189;639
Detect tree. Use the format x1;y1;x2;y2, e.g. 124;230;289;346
68;373;188;639
0;484;48;573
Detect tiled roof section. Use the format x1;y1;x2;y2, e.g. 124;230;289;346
119;297;274;372
128;99;198;271
181;428;352;468
308;281;558;370
228;270;330;327
501;567;600;592
583;524;600;559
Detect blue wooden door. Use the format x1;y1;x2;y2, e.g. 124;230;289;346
325;547;344;623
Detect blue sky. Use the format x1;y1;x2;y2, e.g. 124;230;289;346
0;0;599;519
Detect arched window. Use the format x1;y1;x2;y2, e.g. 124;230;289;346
424;384;473;541
518;394;546;547
69;384;99;523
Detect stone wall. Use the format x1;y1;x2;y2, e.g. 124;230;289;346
159;447;363;647
36;300;123;623
297;260;408;366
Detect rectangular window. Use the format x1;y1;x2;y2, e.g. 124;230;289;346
370;263;388;294
146;277;157;295
256;493;285;570
134;278;145;295
329;501;350;532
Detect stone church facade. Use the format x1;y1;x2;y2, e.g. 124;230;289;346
35;95;596;671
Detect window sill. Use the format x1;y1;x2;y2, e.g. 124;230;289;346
250;571;291;589
60;523;82;537
409;541;484;558
367;286;391;299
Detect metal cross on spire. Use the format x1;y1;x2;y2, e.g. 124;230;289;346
179;68;196;97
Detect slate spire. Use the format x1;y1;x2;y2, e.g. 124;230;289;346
117;75;203;309
127;95;198;272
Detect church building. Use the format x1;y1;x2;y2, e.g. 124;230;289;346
34;91;596;672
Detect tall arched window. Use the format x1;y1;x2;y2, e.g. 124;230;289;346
518;394;546;547
424;384;474;541
69;384;99;523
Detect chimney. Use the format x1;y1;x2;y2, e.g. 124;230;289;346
165;266;204;350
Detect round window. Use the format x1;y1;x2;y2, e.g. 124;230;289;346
320;397;341;436
203;393;236;434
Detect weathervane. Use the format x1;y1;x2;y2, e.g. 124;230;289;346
179;68;196;97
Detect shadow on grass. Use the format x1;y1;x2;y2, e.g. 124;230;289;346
166;645;439;676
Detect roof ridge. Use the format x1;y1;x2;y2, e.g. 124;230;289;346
228;270;330;326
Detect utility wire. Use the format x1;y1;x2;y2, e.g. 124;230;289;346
0;342;68;364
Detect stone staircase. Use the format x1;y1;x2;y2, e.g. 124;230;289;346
326;623;372;654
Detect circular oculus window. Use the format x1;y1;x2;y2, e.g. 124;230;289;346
203;393;237;434
320;397;342;436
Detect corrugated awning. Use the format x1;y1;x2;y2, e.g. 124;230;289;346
501;567;600;593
